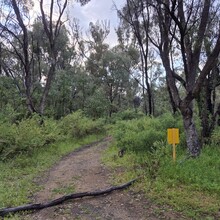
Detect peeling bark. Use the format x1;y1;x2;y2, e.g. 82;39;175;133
181;106;200;157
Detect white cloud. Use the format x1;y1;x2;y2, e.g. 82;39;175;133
31;0;126;46
69;0;126;46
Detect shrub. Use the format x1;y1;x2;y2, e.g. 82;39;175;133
113;117;165;153
0;122;17;160
0;114;62;160
111;109;145;122
112;113;185;153
0;104;22;124
43;118;62;144
59;111;105;138
15;116;45;151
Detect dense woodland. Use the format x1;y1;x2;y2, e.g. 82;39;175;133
1;0;220;155
0;0;220;218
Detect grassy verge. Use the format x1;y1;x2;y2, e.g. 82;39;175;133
102;142;220;219
0;134;104;210
102;113;220;219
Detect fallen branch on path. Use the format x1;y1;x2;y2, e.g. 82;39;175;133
0;178;137;217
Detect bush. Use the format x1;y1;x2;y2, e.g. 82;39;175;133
43;118;62;144
0;104;22;124
59;111;105;138
15;116;45;151
112;117;164;152
112;113;184;153
112;109;145;121
0;122;17;159
0;111;106;160
0;114;61;160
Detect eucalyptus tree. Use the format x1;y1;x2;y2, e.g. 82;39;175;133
196;17;220;140
38;0;69;115
84;21;140;117
102;47;140;116
117;0;157;116
150;0;220;156
0;0;36;113
0;0;92;115
119;0;220;156
37;0;92;115
0;0;69;115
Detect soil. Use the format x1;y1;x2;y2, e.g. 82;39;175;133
24;137;188;220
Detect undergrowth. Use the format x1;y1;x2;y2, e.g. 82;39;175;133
0;110;106;215
103;113;220;219
0;135;104;209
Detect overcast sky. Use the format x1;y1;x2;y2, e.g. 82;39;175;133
69;0;126;45
32;0;125;45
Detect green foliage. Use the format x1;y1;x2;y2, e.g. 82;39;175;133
59;111;105;138
15;116;46;151
106;113;220;218
0;104;23;124
210;127;220;145
0;114;61;160
85;88;110;118
0;77;24;116
157;145;220;195
0;110;106;160
0;134;103;209
112;113;183;153
111;109;145;122
0;122;17;159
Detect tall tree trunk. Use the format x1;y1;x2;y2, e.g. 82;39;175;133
0;43;2;76
197;79;212;141
146;79;152;115
181;105;200;157
39;0;67;115
142;73;148;115
11;0;35;114
39;64;56;115
166;81;177;114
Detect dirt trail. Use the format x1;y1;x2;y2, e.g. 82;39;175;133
25;137;187;220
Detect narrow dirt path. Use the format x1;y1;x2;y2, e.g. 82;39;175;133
25;137;187;220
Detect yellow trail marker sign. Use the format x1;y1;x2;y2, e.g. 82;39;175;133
167;128;179;144
167;128;179;162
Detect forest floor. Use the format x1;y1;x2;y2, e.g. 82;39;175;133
24;136;188;220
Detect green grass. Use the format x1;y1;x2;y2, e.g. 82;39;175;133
0;134;104;209
51;184;76;196
104;114;220;218
102;142;220;219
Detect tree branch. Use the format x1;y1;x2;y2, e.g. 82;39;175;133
0;179;137;217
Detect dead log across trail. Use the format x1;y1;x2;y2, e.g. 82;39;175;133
0;178;137;217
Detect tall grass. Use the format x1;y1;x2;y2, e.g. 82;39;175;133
106;112;220;218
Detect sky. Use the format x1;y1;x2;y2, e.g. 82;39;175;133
31;0;126;45
69;0;126;45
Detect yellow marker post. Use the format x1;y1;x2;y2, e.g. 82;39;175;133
167;128;179;162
